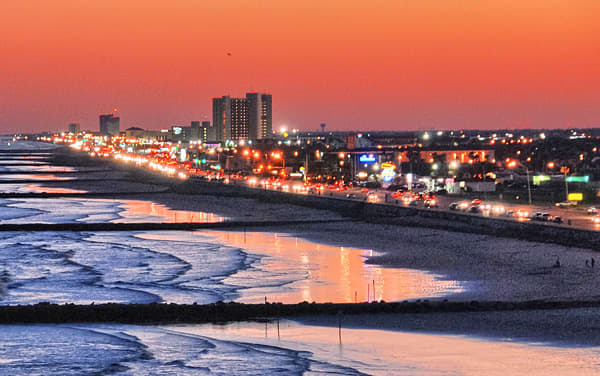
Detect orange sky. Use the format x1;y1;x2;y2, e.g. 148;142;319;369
1;0;599;133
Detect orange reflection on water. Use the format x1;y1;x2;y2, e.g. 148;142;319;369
26;184;86;193
0;174;70;181
177;321;600;376
115;200;225;223
210;231;462;303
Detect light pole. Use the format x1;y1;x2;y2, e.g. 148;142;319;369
526;167;532;205
564;167;569;201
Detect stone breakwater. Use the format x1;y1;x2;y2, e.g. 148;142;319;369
2;299;600;324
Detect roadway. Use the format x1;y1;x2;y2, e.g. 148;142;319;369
229;179;600;232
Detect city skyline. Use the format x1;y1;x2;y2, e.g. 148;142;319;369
1;1;599;133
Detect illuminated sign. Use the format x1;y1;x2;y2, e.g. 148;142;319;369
566;176;589;183
359;154;376;163
568;193;583;201
381;169;396;182
381;162;396;183
172;127;183;135
533;175;550;185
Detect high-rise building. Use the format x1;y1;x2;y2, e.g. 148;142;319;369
230;98;248;140
99;114;120;136
68;122;80;134
212;93;271;142
246;93;272;140
200;120;214;142
212;96;231;141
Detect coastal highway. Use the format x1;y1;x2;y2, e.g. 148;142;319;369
234;179;600;232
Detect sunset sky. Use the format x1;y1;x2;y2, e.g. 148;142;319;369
1;0;599;133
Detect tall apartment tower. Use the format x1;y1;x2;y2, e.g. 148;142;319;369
212;93;272;142
212;96;231;141
246;93;272;140
99;114;120;136
212;96;248;141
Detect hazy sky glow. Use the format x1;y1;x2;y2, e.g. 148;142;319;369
1;0;599;133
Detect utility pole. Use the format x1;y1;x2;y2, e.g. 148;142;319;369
564;168;569;201
526;168;532;205
304;151;309;182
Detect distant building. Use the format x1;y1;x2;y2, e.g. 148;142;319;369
99;114;120;136
124;127;166;141
190;121;201;141
212;96;231;141
200;120;214;142
212;93;272;142
246;93;272;140
68;123;80;134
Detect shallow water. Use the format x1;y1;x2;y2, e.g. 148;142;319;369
2;322;597;376
172;321;600;376
0;324;366;375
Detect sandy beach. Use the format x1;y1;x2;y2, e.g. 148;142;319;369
19;165;600;360
37;170;600;303
96;191;600;303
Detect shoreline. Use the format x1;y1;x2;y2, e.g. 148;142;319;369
29;173;600;303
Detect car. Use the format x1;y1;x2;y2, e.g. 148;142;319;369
391;191;404;199
531;212;544;221
409;199;419;207
448;202;459;211
552;216;563;224
469;205;481;213
346;193;357;199
458;201;470;211
555;201;578;208
503;210;515;217
516;209;529;219
587;207;598;215
491;205;505;215
471;199;483;205
593;215;600;225
424;199;439;208
367;193;379;203
541;213;552;222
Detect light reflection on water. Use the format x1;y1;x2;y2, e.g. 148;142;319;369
0;174;71;181
115;200;225;223
25;184;86;194
172;321;600;376
162;231;463;303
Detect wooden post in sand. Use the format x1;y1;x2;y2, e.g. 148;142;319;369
337;310;343;345
367;284;370;302
373;279;376;302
